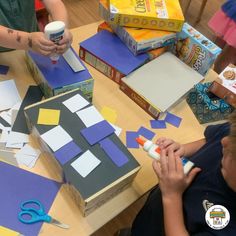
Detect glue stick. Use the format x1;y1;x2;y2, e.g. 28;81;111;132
136;137;194;175
44;21;65;64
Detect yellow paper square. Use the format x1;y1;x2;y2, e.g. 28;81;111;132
0;226;20;236
37;108;60;125
100;106;117;124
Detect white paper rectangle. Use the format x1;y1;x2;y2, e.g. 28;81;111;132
41;125;73;152
7;131;29;144
71;150;101;177
62;93;89;113
0;80;21;111
110;123;122;136
63;48;85;72
0;111;12;125
76;106;104;127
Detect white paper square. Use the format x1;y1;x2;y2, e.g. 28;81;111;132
0;80;21;111
76;106;104;127
62;93;89;113
110;123;122;137
71;150;101;178
40;125;73;152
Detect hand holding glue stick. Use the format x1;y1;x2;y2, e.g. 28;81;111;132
136;137;195;174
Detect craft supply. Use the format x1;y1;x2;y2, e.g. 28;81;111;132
136;137;194;174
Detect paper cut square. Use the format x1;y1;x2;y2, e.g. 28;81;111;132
100;138;129;167
54;141;82;165
100;106;117;124
37;108;60;125
0;65;9;75
126;131;139;148
150;120;166;129
80;120;115;145
41;125;73;152
137;126;155;140
62;93;89;113
71;150;101;177
165;112;182;127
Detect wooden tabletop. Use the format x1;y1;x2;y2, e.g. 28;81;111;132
0;22;218;236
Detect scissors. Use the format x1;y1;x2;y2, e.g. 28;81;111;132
18;199;69;229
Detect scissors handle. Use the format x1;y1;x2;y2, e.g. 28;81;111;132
20;199;45;216
18;210;52;224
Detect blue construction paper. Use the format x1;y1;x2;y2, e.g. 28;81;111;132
150;120;167;129
80;30;149;75
137;126;155;140
80;120;115;145
100;138;129;167
126;131;139;148
0;161;60;236
54;141;82;165
28;47;91;89
0;65;9;74
165;112;182;127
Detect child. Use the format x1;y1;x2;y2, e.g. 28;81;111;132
208;0;236;74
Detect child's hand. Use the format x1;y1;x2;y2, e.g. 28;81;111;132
152;149;201;198
29;32;56;56
156;137;186;157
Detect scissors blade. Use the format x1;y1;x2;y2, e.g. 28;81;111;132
50;218;70;229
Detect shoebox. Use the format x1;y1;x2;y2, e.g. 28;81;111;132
186;82;234;124
99;0;176;55
171;23;222;76
25;48;94;100
108;0;184;32
24;89;140;216
209;64;236;107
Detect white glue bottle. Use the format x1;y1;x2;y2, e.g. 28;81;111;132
44;21;65;64
136;137;194;175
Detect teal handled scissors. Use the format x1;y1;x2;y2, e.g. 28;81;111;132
18;199;69;229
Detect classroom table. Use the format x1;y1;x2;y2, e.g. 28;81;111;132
0;22;218;236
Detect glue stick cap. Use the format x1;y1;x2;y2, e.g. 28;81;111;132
136;137;145;146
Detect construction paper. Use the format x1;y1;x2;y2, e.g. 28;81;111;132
62;93;89;113
76;105;104;127
12;86;43;134
41;125;73;152
54;141;82;165
0;111;11;125
110;123;122;136
0;130;9;143
165;112;182;127
37;108;60;125
5;143;24;149
0;161;60;236
100;138;129;167
71;150;101;178
0;226;20;236
0;80;21;112
0;65;9;75
126;131;139;148
6;132;29;144
100;106;117;124
150;120;166;129
0;149;18;166
0;116;11;127
80;120;115;145
137;126;155;140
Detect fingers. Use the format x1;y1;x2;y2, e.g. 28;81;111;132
167;150;176;172
186;167;201;185
160;149;168;174
152;160;161;177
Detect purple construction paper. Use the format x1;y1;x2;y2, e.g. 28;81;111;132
100;138;129;167
137;126;155;140
54;141;82;165
80;120;115;145
0;161;60;236
80;30;149;75
165;112;182;127
126;131;139;148
150;120;167;129
0;65;9;74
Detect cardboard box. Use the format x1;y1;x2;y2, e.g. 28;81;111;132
209;64;236;107
24;89;140;216
186;82;234;124
99;0;176;55
25;48;94;100
172;23;222;75
108;0;184;31
120;52;203;118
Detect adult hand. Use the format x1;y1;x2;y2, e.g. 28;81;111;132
156;137;186;157
56;28;73;54
29;32;56;56
152;149;201;198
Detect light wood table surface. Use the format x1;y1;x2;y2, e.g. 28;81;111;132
0;22;218;236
